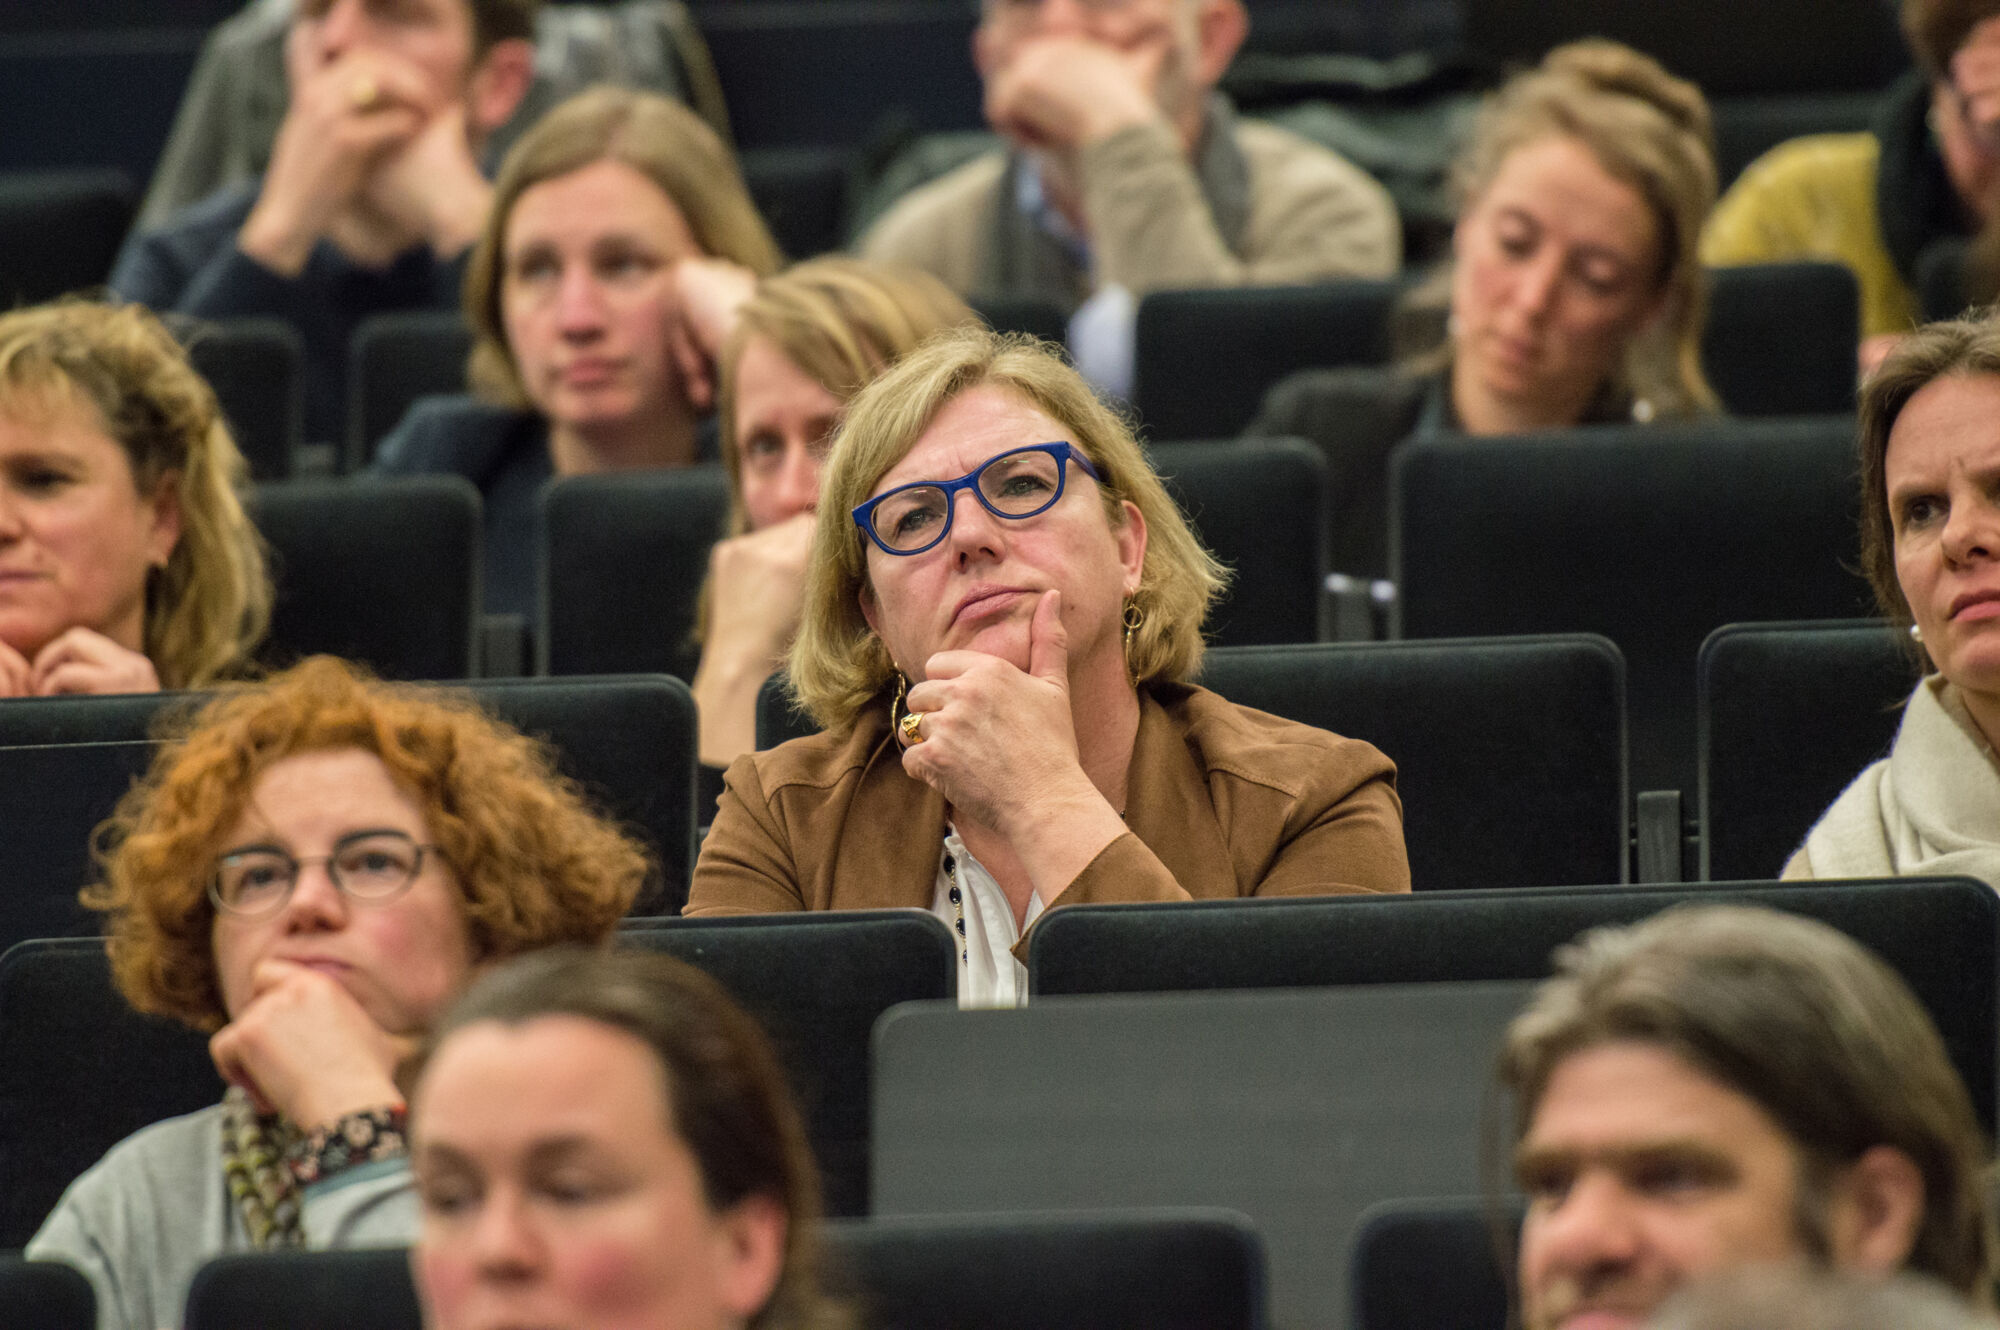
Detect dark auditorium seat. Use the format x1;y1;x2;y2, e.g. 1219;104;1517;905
1350;1198;1512;1330
1697;620;1918;882
0;169;135;306
184;1212;1264;1330
1024;876;1999;1136
698;2;982;151
1462;0;1906;102
1703;262;1859;417
755;669;816;751
186;319;304;482
1197;637;1628;890
873;979;1534;1330
185;1249;420;1330
1132;280;1398;441
344;311;473;472
0;1255;96;1330
971;295;1069;346
1919;238;1972;323
620;909;955;1217
539;467;730;681
1390;414;1872;801
1151;439;1328;647
1710;92;1879;188
743;145;850;265
824;1210;1268;1330
0;740;156;948
253;477;482;680
0;674;700;918
0;940;219;1249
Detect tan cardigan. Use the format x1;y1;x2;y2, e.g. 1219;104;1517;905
687;682;1410;929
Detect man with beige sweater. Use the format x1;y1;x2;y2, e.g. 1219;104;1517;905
858;0;1399;388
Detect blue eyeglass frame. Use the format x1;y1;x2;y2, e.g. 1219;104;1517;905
851;441;1103;556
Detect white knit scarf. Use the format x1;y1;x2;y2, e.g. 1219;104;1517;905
1796;676;2000;888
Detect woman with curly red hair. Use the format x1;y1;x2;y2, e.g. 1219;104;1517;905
26;655;650;1330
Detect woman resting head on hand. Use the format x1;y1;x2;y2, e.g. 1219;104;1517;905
0;300;269;697
692;257;975;770
409;946;847;1330
1790;314;2000;884
381;86;783;620
462;84;782;476
687;327;1410;1007
26;655;649;1330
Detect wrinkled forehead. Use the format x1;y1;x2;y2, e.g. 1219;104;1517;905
866;385;1074;497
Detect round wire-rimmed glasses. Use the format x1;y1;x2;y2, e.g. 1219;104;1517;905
851;441;1103;556
208;829;437;918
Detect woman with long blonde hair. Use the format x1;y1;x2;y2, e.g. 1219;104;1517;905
0;300;269;695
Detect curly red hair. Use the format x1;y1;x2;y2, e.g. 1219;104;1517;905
85;657;651;1032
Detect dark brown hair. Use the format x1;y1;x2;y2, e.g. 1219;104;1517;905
410;946;847;1330
1499;906;1997;1300
1855;313;2000;633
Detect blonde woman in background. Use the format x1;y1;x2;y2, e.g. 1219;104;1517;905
372;85;782;619
0;300;269;696
690;257;975;775
1247;39;1719;579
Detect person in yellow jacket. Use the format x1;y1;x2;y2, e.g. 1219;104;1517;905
1703;1;2000;368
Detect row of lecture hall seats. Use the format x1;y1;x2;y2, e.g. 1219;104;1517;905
91;405;1879;798
0;622;1919;977
3;1214;1266;1330
0;876;1989;1329
0;232;1865;464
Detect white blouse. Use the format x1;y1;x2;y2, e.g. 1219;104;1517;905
930;824;1044;1009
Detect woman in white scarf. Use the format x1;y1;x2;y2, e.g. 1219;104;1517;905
1789;315;2000;884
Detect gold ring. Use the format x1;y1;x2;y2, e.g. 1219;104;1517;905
899;711;925;746
349;75;381;110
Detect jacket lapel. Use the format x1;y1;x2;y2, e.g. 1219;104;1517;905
1119;687;1242;898
827;717;952;910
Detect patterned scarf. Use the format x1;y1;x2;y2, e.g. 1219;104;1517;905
219;1085;304;1249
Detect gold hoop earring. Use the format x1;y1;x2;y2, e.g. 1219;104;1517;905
1122;601;1144;687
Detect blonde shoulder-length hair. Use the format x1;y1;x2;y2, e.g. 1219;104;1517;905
0;301;270;687
789;327;1227;733
463;85;784;407
715;257;975;538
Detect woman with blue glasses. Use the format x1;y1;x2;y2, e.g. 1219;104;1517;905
687;326;1409;1007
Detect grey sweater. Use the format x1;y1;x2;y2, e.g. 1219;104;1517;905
25;1104;415;1330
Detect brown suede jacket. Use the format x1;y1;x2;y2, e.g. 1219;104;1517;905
687;681;1410;930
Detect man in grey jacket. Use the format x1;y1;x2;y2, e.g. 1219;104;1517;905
858;0;1398;394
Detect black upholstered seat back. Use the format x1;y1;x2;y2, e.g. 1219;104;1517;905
1198;637;1628;890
